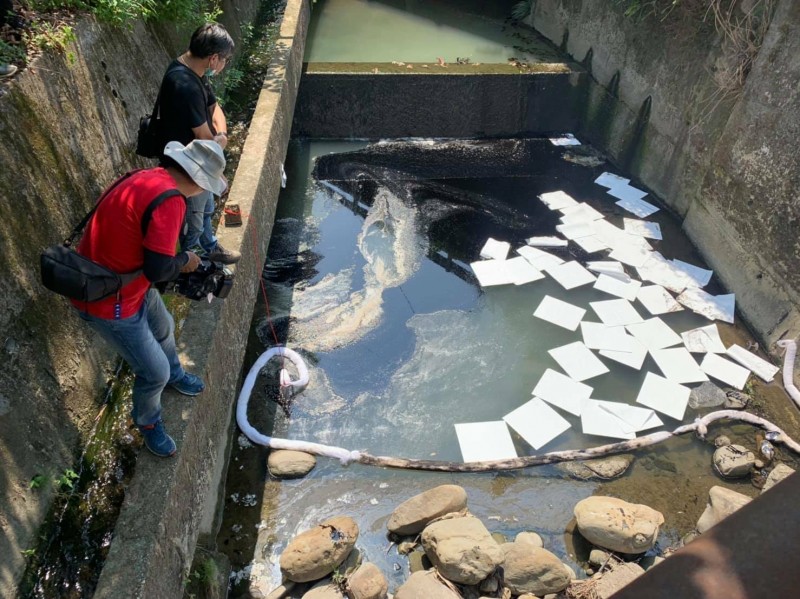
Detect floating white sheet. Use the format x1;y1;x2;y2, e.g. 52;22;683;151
516;246;565;270
636;285;684;315
609;243;652;268
595;172;630;189
626;317;683;351
581;400;635;440
590;299;645;326
677;288;735;323
607;184;649;202
726;344;779;382
600;336;649;370
532;368;593;416
595;400;663;433
480;238;511;261
590;219;652;252
700;353;750;390
581;321;636;352
615;197;660;218
505;256;545;285
527;236;568;248
588;261;630;282
681;324;726;353
534;296;586;331
650;347;709;384
573;236;610;254
470;259;513;287
550;133;581;146
560;203;605;224
545;261;597;290
549;342;610;381
504;398;571;450
455;421;518;463
593;273;642;301
623;218;663;240
539;190;579;211
556;222;595;240
636;372;691;421
671;259;713;288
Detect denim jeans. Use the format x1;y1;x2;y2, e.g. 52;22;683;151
79;289;186;426
181;190;218;253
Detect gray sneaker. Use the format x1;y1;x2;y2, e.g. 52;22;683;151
206;243;241;264
0;64;17;79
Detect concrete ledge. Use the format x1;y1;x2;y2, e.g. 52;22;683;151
93;0;309;596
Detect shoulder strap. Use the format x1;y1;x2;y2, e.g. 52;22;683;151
66;170;143;247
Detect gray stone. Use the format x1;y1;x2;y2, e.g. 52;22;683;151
724;390;751;409
713;444;755;478
421;516;503;585
714;435;732;447
502;542;571;596
593;562;645;598
558;455;634;480
688;381;728;409
280;516;359;583
762;463;796;494
574;496;664;554
347;563;388;599
588;549;610;567
268;450;317;479
387;485;468;536
696;486;752;533
303;580;346;599
394;571;460;599
515;531;544;548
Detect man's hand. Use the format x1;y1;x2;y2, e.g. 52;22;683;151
213;133;228;149
181;251;201;273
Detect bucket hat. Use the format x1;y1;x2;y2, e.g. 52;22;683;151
163;139;227;195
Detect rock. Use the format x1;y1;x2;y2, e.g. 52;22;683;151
491;532;508;545
394;571;460;599
397;540;417;555
563;563;577;580
762;463;796;493
280;516;359;583
724;390;751;409
387;485;468;536
681;531;699;546
266;582;295;599
303;581;346;599
688;381;727;409
517;595;539;599
502;542;571;596
588;549;610;567
268;450;317;478
574;496;664;554
420;516;503;585
479;575;499;594
639;555;665;571
696;486;752;533
348;563;388;599
713;444;755;478
593;562;645;599
515;531;544;548
558;455;634;480
407;550;429;573
714;435;732;448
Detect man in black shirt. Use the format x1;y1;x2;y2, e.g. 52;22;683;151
156;23;240;264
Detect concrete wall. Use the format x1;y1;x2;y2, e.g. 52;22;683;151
0;4;259;596
528;0;800;346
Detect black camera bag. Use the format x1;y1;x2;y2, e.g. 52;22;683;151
41;171;181;303
136;93;162;159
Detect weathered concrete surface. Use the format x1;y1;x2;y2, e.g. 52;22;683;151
93;0;309;596
292;67;583;138
0;5;257;594
528;0;800;348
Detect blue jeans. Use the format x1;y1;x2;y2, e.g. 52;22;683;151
181;190;218;253
79;289;186;426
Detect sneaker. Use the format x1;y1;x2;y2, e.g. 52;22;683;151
0;64;17;79
206;243;241;264
168;372;205;396
139;420;176;457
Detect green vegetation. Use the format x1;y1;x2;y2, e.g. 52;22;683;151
29;474;46;490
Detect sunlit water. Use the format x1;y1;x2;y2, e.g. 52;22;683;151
219;138;759;596
305;0;562;63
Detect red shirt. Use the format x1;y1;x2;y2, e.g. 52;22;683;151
71;168;186;319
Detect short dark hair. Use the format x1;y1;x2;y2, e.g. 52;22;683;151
159;156;190;180
189;23;234;59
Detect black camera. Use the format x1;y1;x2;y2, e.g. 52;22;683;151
164;259;234;301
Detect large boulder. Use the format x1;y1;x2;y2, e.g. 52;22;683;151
501;542;571;596
574;496;664;554
394;570;460;599
558;455;634;480
421;516;504;585
347;563;388;599
387;485;468;535
514;531;544;548
762;463;795;494
713;445;755;478
268;450;317;479
280;516;359;583
696;486;752;533
593;562;645;598
303;581;346;599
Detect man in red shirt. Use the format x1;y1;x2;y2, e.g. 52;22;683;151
73;140;227;457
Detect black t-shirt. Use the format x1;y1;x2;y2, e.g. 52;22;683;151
155;60;217;152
